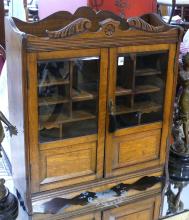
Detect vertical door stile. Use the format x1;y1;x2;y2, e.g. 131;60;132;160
105;48;118;177
97;48;109;178
27;52;40;193
160;44;177;165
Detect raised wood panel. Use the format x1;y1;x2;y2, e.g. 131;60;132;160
106;125;162;177
113;129;161;169
33;212;102;220
69;212;101;220
40;141;97;185
103;196;161;220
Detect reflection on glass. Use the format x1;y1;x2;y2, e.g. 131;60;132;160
115;51;168;129
38;57;100;143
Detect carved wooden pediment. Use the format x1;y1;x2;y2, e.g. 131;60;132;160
46;18;92;39
10;7;174;39
127;17;165;32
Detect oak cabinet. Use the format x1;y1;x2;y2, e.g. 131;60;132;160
5;7;182;220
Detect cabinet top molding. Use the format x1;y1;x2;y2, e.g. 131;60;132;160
5;6;183;51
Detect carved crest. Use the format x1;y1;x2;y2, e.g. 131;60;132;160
127;17;165;33
46;18;92;39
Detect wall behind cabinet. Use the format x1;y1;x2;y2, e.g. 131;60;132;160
38;0;87;19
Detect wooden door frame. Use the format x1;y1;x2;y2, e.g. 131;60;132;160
28;48;108;193
105;44;176;177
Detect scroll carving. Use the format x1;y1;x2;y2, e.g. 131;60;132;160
127;17;165;33
46;18;92;39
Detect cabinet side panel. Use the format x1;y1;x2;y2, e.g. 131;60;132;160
5;19;30;211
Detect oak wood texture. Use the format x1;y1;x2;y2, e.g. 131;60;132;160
5;6;183;219
34;212;102;220
103;195;161;220
47;18;92;39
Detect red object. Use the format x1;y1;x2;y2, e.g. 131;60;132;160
88;0;157;18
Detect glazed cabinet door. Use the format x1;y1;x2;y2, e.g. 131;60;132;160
28;49;108;192
103;196;161;220
105;44;176;177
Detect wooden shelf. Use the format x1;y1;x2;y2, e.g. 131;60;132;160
38;96;69;106
135;85;160;94
115;101;162;115
115;85;160;96
72;88;96;101
115;86;132;96
38;79;70;87
39;110;96;129
135;68;161;76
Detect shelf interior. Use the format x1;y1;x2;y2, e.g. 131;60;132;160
115;101;162;115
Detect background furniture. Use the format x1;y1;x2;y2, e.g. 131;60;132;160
38;0;87;19
157;0;189;23
88;0;156;18
5;7;183;219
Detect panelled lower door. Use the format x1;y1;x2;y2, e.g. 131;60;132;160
28;48;108;193
105;44;176;177
103;196;161;220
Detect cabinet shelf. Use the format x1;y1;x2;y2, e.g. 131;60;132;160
115;85;160;96
72;88;97;101
115;101;162;115
135;68;161;76
38;79;70;87
38;96;69;106
115;86;132;96
135;85;160;94
39;110;96;129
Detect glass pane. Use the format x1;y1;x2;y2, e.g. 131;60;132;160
38;57;100;143
115;51;168;129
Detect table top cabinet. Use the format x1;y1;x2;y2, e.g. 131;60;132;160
5;7;182;219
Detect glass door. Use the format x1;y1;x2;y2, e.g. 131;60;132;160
105;45;176;177
114;51;167;128
28;49;108;192
38;56;100;142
